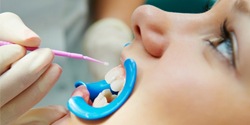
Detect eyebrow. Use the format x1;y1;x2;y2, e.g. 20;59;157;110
234;0;250;15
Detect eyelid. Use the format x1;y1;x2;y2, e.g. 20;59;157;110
221;20;238;65
209;37;224;46
220;19;229;38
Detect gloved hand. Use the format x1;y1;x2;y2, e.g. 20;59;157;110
10;85;91;125
0;12;62;125
9;105;68;125
83;18;133;80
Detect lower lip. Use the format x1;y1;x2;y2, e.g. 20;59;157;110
71;85;92;104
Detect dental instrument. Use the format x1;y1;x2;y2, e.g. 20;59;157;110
68;58;137;120
0;41;108;65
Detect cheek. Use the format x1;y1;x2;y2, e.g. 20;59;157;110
146;62;245;122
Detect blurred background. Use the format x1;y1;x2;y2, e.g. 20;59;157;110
1;0;94;107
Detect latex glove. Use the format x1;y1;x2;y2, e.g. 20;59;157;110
83;18;133;80
9;105;68;125
10;85;92;125
0;12;62;125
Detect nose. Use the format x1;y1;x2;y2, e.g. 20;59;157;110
131;5;200;57
132;5;168;57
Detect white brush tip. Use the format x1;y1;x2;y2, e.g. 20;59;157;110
103;62;109;66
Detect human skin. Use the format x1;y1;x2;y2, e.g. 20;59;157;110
11;0;250;124
72;0;250;124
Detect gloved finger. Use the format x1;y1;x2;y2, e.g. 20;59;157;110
53;113;98;125
0;63;62;125
0;48;54;107
0;12;40;47
52;113;71;125
0;44;26;75
9;105;67;125
83;18;133;80
53;86;92;124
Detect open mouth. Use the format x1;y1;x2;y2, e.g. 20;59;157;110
67;58;137;120
92;65;126;107
71;64;126;107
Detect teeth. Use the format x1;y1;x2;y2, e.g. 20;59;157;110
110;79;125;92
92;92;108;107
102;89;116;102
93;65;126;107
112;95;117;99
105;65;124;83
92;89;116;107
105;65;125;92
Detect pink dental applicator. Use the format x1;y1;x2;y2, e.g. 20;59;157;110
0;41;109;65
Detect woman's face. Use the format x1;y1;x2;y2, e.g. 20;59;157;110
121;0;250;124
71;0;250;124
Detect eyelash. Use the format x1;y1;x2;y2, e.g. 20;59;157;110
209;20;235;66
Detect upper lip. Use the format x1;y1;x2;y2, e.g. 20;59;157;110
119;55;128;79
120;52;127;64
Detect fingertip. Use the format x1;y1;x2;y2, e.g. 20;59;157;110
21;29;41;47
19;48;54;76
51;63;63;74
48;63;63;80
0;12;19;19
14;28;41;47
37;63;62;93
0;12;41;47
43;48;54;59
37;48;55;62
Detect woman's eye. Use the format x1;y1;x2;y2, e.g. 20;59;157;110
216;34;234;64
210;21;237;66
208;21;237;66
